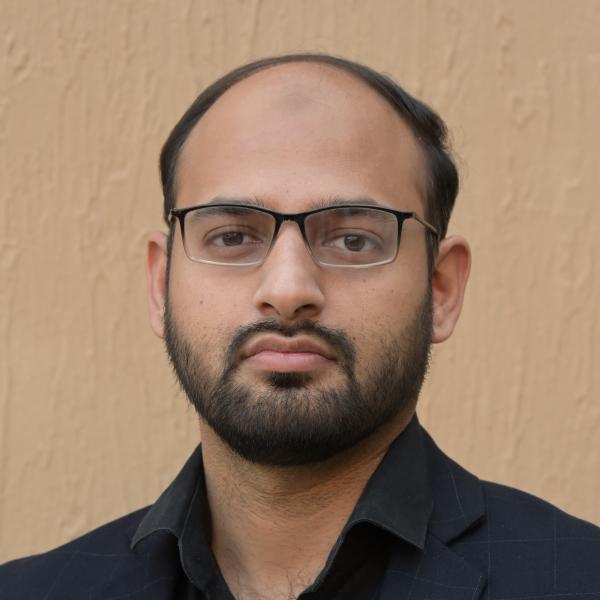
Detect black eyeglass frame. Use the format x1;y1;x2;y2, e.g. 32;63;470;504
169;203;440;268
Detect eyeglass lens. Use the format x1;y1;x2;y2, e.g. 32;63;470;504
182;206;400;266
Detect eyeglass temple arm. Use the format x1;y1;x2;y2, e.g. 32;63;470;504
409;213;440;239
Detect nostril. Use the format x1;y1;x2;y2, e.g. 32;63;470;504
254;277;325;321
256;298;321;321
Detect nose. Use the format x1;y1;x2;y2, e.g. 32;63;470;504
252;222;325;321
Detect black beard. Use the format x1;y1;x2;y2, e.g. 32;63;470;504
164;289;432;467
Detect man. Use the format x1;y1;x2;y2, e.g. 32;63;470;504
1;54;599;599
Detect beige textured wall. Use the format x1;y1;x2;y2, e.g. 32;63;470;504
1;0;599;563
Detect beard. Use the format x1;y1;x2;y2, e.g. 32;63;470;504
164;287;432;467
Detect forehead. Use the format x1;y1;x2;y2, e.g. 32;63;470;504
176;63;425;212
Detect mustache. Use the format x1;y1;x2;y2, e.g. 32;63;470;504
223;319;356;373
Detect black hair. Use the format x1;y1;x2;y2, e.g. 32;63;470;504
160;54;459;264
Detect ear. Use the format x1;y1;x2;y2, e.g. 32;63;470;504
431;235;471;343
146;231;169;339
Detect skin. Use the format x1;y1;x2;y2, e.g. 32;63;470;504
146;63;470;600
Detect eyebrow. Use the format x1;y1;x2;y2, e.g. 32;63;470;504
202;196;384;210
307;196;382;209
204;196;266;208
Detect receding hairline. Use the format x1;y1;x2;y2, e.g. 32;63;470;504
175;59;428;209
194;59;405;119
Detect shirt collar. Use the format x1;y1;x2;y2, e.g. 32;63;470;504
131;445;205;549
131;415;432;552
344;415;432;549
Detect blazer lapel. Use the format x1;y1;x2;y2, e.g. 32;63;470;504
377;425;488;599
377;534;485;599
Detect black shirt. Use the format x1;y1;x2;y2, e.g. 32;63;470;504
131;417;432;599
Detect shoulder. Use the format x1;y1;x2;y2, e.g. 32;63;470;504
455;480;600;589
480;479;600;543
420;428;600;589
0;507;175;600
422;425;600;543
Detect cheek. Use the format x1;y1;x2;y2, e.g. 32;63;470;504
324;275;424;369
327;272;420;328
168;264;249;364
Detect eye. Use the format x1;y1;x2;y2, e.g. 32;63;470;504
206;228;263;247
328;232;380;252
215;231;247;246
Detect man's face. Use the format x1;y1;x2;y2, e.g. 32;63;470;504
163;64;433;465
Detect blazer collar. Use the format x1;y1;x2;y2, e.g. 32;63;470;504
376;424;487;599
423;427;486;544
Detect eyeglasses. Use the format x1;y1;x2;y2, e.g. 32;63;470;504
169;203;439;268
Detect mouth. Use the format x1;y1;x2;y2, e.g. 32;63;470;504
242;334;337;373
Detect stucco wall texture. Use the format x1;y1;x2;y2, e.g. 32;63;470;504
1;0;599;563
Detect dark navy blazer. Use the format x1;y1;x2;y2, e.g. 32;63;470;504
2;427;600;599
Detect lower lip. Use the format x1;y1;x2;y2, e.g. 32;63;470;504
245;351;333;372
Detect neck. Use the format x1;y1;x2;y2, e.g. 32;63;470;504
200;411;413;600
